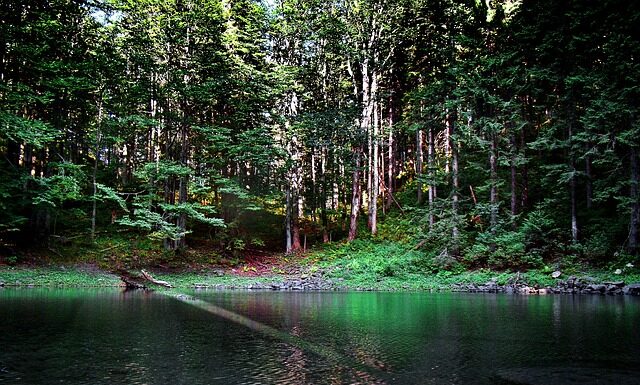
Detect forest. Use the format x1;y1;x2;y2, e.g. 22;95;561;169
1;0;639;273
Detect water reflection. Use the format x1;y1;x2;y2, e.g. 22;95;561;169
1;289;639;384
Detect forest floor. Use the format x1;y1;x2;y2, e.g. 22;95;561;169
2;224;639;291
2;240;639;293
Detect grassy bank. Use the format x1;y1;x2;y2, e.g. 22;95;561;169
2;260;639;291
300;238;640;290
0;266;284;289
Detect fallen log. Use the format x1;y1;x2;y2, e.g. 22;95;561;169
116;269;147;289
141;270;173;288
114;269;173;289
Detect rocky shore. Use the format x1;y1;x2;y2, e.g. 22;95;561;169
2;267;640;295
453;275;640;295
191;272;640;295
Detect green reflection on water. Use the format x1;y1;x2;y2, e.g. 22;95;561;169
1;288;639;385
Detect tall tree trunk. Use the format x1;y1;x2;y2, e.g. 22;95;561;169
285;183;293;253
629;146;639;254
568;121;578;243
175;124;189;249
489;132;498;251
321;146;329;243
370;99;379;235
585;144;593;209
416;128;423;204
427;126;435;230
91;99;103;242
348;147;362;241
520;129;529;210
510;134;517;227
386;101;394;211
449;111;459;250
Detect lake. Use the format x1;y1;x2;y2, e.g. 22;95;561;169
1;289;639;384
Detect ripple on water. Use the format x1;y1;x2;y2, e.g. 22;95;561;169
495;367;640;385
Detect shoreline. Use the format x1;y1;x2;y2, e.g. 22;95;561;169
1;265;639;295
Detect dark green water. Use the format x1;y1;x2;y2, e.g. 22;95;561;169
1;289;639;385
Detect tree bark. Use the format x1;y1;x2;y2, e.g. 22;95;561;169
629;146;639;254
510;134;517;225
449;111;459;249
370;99;379;235
285;183;292;253
416;128;423;204
520;129;529;210
427;125;436;229
568;121;578;243
348;147;362;241
91;98;103;242
175;124;189;249
489;132;498;251
386;101;394;211
585;145;593;209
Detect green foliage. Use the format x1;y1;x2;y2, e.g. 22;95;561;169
0;112;59;148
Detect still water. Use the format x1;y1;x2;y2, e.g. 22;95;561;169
0;289;639;385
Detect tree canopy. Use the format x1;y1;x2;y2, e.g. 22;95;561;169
1;0;638;268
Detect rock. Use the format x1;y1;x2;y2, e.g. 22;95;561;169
551;271;562;278
270;284;281;290
626;263;634;268
624;284;640;295
606;285;620;293
615;269;623;275
603;281;625;287
587;284;606;293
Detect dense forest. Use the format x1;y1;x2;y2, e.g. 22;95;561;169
1;0;638;269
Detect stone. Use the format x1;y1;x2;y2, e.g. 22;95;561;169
624;284;640;295
615;269;623;275
587;284;606;293
551;271;562;278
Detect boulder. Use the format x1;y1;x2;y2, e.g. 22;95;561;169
587;284;606;293
623;284;640;296
551;271;562;278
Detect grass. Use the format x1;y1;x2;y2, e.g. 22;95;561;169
0;266;286;289
302;238;640;290
0;266;121;287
